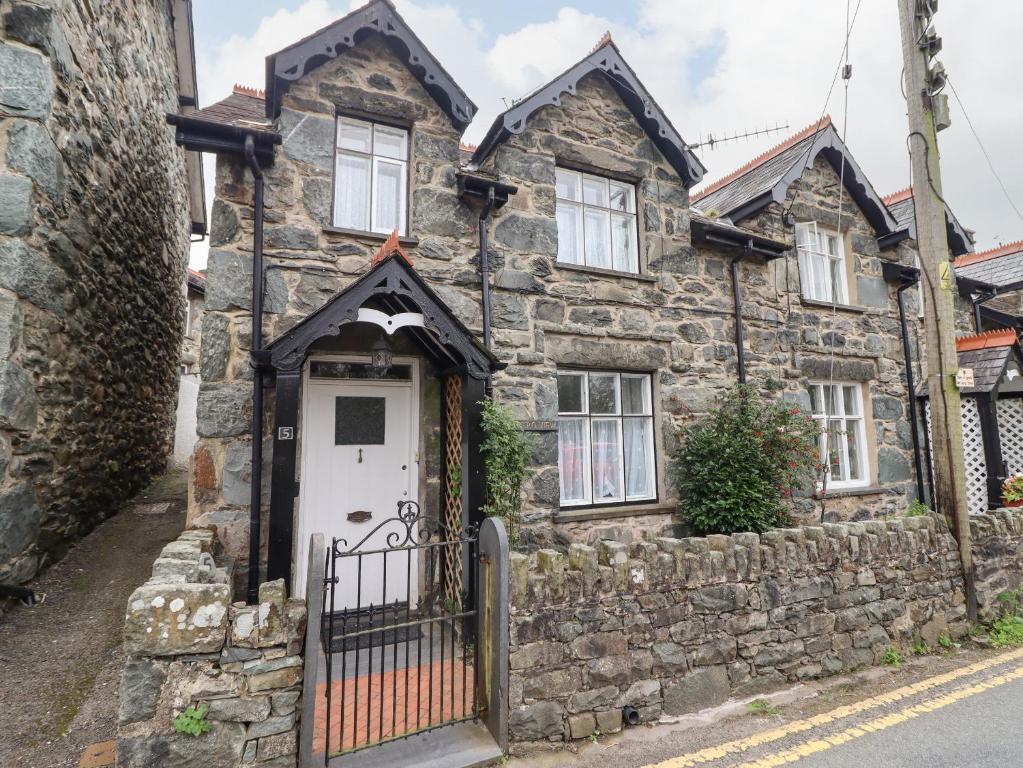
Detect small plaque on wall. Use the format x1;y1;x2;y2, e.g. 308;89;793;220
518;419;557;432
956;368;975;389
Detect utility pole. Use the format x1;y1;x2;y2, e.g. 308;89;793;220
898;0;976;620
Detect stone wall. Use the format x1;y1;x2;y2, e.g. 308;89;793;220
971;509;1023;620
0;1;192;590
506;512;974;742
118;529;305;767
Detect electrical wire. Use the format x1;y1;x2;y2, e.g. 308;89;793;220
945;75;1023;225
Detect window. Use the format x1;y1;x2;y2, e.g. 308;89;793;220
796;222;847;303
555;168;638;273
557;371;655;506
333;116;408;235
806;382;869;489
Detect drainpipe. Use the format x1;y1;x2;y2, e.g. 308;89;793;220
730;242;750;384
245;135;265;605
479;186;496;352
479;185;496;398
896;283;929;505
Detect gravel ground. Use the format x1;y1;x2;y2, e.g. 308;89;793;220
0;468;186;768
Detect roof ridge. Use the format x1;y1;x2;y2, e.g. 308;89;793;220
370;230;412;268
882;186;913;205
590;31;613;55
459;142;478;152
692;116;832;202
955;238;1023;267
233;83;266;99
956;327;1019;352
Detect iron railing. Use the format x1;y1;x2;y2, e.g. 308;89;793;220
320;500;480;762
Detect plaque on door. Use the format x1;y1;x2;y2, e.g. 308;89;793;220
347;510;373;523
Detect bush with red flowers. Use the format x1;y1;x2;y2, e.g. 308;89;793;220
672;384;820;535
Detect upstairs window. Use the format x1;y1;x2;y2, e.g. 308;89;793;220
333;116;408;235
557;371;656;506
807;382;869;489
555;168;638;273
796;222;847;304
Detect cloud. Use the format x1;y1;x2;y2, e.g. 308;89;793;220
190;1;1023;268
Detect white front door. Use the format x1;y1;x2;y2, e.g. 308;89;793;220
295;359;418;607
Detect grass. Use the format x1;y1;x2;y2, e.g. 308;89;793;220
990;614;1023;648
882;648;903;668
911;642;930;656
937;632;955;650
747;699;782;716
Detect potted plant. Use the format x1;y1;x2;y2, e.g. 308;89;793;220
1003;475;1023;508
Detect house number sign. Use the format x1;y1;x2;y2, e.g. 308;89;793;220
518;419;557;432
278;426;294;440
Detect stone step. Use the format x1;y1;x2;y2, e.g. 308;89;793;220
328;721;502;768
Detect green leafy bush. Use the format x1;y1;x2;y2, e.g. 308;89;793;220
906;499;930;517
671;385;820;535
480;398;534;545
173;703;211;736
1002;474;1023;505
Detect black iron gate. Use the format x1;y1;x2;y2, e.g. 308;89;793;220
319;500;480;762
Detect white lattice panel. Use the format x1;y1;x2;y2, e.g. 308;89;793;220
925;397;988;515
998;398;1023;477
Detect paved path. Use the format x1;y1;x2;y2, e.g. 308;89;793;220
0;469;185;768
508;645;1023;768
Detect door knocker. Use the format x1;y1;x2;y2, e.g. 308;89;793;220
357;448;363;463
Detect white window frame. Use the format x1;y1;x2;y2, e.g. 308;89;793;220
556;370;656;507
555;168;639;274
807;381;869;490
795;221;848;304
333;116;408;236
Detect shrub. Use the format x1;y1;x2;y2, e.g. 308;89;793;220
671;385;819;535
906;499;930;517
480;398;534;545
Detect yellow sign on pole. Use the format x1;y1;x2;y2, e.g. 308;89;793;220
940;262;953;290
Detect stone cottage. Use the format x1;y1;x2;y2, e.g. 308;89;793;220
172;0;959;602
0;0;204;597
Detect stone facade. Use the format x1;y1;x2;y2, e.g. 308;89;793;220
0;1;193;591
118;528;305;768
195;18;932;579
505;510;1012;743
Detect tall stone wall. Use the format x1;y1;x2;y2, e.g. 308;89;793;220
118;529;306;768
506;512;981;743
0;0;192;590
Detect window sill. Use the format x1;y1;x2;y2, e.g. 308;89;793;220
800;297;866;314
555;262;658;283
817;485;888;499
323;225;419;247
554;501;674;523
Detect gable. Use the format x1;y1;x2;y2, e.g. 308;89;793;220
693;120;898;240
472;41;705;188
265;0;475;130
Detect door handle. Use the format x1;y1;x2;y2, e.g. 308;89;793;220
358;448;363;463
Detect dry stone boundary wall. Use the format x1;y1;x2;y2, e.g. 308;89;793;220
117;529;306;768
506;510;1023;743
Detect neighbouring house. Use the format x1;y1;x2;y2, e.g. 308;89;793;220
953;240;1023;333
173;268;206;464
0;0;205;598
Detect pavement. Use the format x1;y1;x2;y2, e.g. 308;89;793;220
0;468;186;768
506;643;1023;768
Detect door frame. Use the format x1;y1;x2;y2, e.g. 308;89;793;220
293;353;421;595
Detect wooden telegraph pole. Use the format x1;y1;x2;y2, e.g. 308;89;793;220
897;0;976;619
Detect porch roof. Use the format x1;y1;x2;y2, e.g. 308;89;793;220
264;250;501;379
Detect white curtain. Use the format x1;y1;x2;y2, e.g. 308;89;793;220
373;159;403;233
591;419;621;500
624;417;653;499
334;154;369;230
558;419;587;503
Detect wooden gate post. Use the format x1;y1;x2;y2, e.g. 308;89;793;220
477;517;509;751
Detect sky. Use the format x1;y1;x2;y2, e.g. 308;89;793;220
189;0;1023;269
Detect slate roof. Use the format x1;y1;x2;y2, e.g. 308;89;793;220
955;241;1023;289
691;118;899;239
188;85;272;131
955;345;1013;394
880;187;973;256
186;268;206;294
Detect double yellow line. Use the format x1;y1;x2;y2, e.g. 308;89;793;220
641;647;1023;768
